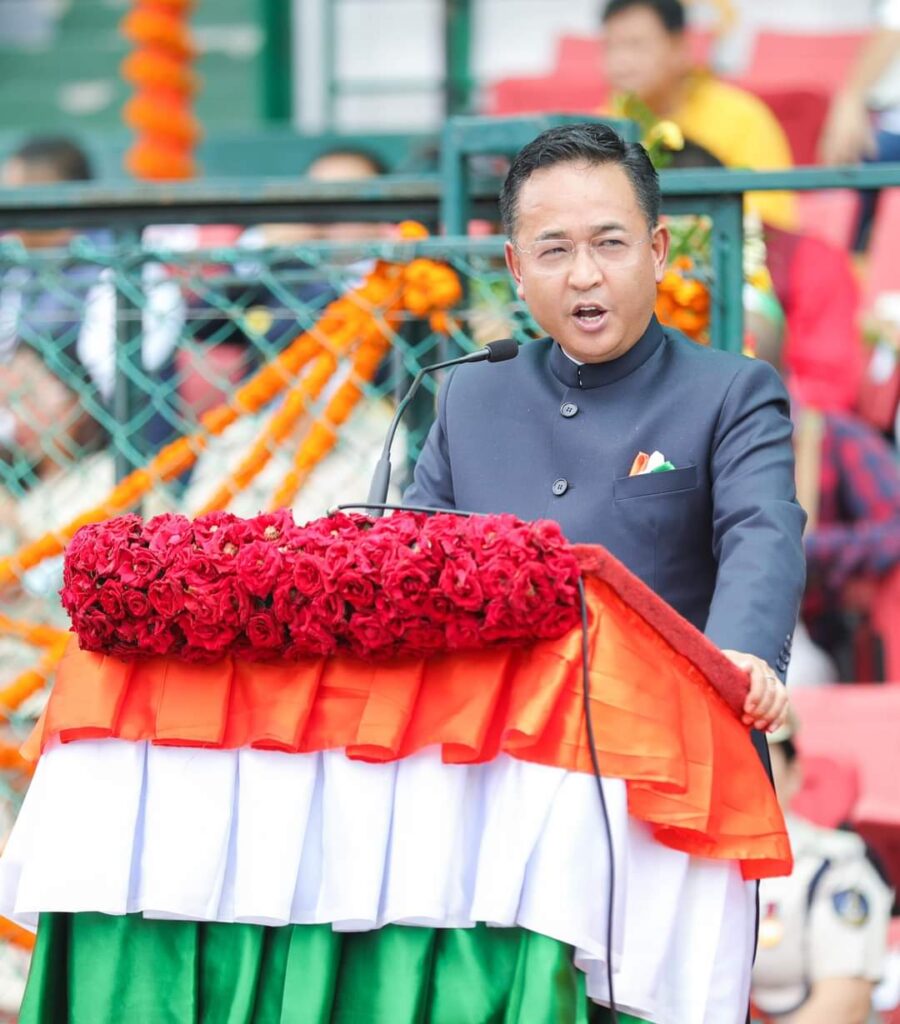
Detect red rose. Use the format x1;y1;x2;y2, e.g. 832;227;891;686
272;578;300;624
438;556;485;612
291;553;325;597
123;588;151;619
249;509;296;543
346;612;397;657
184;577;250;628
480;597;523;642
446;614;483;649
117;547;163;588
147;578;186;618
235;540;284;599
479;556;517;598
98;580;126;618
145;514;192;565
422;590;455;622
246;612;283;650
383;560;433;612
533;603;580;640
60;572;98;615
287;604;338;657
133;617;177;656
322;539;354;581
335;570;375;610
172;548;221;586
76;609;115;649
401;619;445;655
176;615;237;655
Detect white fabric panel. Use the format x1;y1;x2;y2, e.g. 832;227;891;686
0;739;755;1023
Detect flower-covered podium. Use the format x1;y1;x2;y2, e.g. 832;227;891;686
0;510;791;1024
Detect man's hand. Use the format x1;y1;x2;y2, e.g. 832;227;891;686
721;649;789;733
818;92;877;166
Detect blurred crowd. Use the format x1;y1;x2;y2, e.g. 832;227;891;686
0;0;898;1018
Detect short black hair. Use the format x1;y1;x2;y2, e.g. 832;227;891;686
499;122;660;237
602;0;686;33
9;135;92;182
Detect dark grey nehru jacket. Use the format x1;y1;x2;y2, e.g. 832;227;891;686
405;315;807;682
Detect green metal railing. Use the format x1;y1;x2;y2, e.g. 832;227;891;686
0;117;899;655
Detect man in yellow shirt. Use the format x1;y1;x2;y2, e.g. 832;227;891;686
602;0;797;228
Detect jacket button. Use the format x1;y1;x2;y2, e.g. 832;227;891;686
560;402;578;418
552;478;569;496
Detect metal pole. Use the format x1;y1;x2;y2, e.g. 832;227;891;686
259;0;293;122
445;0;473;118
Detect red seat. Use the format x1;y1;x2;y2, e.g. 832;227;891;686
790;754;860;828
742;31;866;93
486;75;606;117
794;190;861;247
746;87;831;166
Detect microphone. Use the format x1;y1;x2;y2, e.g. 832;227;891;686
366;339;519;515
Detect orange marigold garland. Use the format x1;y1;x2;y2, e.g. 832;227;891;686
121;0;200;180
656;255;711;344
0;232;462;588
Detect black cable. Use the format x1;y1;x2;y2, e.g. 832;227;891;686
332;505;620;1018
578;575;619;1024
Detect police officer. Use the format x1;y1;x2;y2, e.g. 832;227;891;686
751;712;894;1023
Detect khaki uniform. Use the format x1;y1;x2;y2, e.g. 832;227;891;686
752;814;893;1021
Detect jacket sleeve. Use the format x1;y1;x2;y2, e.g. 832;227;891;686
703;358;808;677
402;369;456;510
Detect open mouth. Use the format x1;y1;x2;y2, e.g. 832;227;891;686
571;304;608;327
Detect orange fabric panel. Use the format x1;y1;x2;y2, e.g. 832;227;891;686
25;577;790;879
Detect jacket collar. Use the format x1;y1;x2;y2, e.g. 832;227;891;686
548;315;665;390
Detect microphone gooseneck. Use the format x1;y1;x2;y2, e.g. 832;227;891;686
365;340;519;515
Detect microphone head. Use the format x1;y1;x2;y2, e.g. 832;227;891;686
484;339;519;363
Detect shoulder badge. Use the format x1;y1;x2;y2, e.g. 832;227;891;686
831;888;870;926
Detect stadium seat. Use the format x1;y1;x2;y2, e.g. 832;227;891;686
748;88;831;166
791;686;900;890
791;754;860;828
741;31;866;93
794;189;861;247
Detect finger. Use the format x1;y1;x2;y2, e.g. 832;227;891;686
754;690;780;729
742;662;767;712
757;685;788;730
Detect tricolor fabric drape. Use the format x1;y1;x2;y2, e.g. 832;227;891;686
1;565;786;1023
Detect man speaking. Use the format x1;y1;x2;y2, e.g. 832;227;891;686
406;122;803;751
403;123;805;1021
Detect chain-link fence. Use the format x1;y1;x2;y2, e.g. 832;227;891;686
0;229;550;773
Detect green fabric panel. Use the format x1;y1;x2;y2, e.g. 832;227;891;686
20;913;653;1024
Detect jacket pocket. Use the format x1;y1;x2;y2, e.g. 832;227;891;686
613;464;698;500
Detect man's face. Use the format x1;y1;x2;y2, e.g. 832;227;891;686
504;160;668;364
604;6;688;106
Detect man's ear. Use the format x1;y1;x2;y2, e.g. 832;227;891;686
505;240;526;300
651;223;670;284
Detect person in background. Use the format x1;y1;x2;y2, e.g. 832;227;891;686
663;139;866;413
818;0;900;168
601;0;798;229
751;298;900;683
0;135;182;445
751;712;893;1023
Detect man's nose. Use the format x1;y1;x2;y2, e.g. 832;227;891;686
567;243;603;290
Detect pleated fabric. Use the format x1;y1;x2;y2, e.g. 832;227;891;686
22;915;653;1024
25;575;790;878
0;740;755;1023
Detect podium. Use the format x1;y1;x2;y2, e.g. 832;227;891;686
0;511;791;1023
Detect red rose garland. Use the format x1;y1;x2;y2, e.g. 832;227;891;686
61;511;582;663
